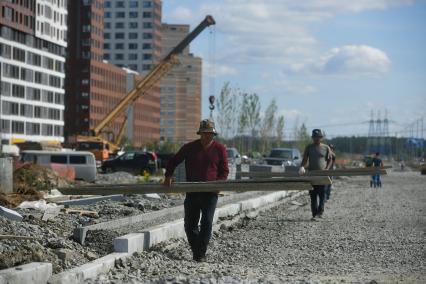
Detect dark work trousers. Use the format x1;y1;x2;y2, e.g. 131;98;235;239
309;185;326;217
184;192;218;258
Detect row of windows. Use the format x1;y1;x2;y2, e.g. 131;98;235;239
0;44;64;73
7;0;36;10
1;100;63;120
80;51;103;61
2;63;63;88
103;52;151;61
103;32;153;40
104;42;152;50
1;82;64;104
104;22;152;30
1;6;35;30
104;1;152;8
37;0;67;9
81;24;102;37
104;11;152;19
0;26;66;57
0;119;63;136
36;3;67;25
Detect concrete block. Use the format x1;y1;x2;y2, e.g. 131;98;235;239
0;157;13;194
143;219;185;249
249;165;272;172
216;203;241;219
73;227;88;245
0;262;52;284
49;253;128;284
114;233;145;253
0;206;23;222
240;192;287;211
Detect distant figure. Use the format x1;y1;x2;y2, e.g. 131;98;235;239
370;152;384;188
325;144;336;201
164;119;229;262
299;129;332;220
400;161;405;171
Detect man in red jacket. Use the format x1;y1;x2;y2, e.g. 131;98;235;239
164;119;229;262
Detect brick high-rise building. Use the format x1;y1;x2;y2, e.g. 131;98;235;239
65;0;160;146
160;24;202;143
0;0;67;145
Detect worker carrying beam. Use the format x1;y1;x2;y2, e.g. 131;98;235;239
163;119;229;262
299;129;333;221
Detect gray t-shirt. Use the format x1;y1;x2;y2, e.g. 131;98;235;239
303;143;331;171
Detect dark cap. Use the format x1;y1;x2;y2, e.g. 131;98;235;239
312;129;323;138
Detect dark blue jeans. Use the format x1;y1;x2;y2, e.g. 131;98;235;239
184;192;218;258
309;185;326;217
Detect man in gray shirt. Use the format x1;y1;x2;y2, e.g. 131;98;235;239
299;129;332;220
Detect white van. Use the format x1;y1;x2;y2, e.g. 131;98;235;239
20;150;97;182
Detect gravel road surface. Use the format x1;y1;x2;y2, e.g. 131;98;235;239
90;170;426;283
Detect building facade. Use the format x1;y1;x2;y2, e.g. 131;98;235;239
65;0;159;146
160;24;201;143
102;0;161;74
0;0;67;145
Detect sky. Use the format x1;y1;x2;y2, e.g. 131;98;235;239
161;0;426;139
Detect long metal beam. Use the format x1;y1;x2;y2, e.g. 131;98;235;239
240;168;388;178
57;177;330;196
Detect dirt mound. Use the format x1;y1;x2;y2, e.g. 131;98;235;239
0;163;73;208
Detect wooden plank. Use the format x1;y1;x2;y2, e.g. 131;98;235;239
240;168;387;178
57;177;325;195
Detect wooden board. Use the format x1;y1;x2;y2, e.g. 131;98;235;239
57;177;330;196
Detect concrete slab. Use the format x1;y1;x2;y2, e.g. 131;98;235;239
48;253;129;284
0;262;52;284
114;233;145;253
216;203;241;219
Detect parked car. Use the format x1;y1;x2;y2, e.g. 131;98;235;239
157;153;175;169
264;148;302;167
20;150;97;182
227;147;242;165
101;151;157;175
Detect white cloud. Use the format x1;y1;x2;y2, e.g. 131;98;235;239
278;109;303;120
172;6;193;21
287;45;391;76
203;62;239;77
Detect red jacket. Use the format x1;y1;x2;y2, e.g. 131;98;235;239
165;140;229;182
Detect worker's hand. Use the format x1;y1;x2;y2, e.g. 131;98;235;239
163;176;172;187
298;167;306;175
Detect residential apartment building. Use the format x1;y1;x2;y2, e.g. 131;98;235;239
160;24;202;143
65;0;159;146
102;0;162;74
0;0;67;145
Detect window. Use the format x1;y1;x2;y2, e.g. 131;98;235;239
115;54;124;60
51;155;67;164
129;33;138;39
12;84;25;98
129;1;138;8
1;119;11;133
115;22;124;29
128;54;138;60
143;22;153;29
13;48;26;62
0;43;12;59
103;43;110;49
142;43;152;50
104;12;111;18
70;155;87;164
142;64;151;71
82;25;91;32
143;1;152;8
104;22;111;29
104;1;111;8
129;12;138;18
12;121;25;134
3;63;20;79
34;106;41;118
115;33;124;39
128;64;138;71
128;43;138;49
115;1;125;8
1;82;11;96
116;12;125;18
42;124;54;136
115;43;124;49
104;32;110;39
143;54;152;60
129;22;138;29
103;53;110;60
143;33;152;39
143;12;152;18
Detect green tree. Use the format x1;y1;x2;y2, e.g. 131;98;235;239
215;82;234;139
260;99;278;153
241;93;261;152
276;115;285;147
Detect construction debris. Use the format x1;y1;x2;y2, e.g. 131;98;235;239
0;206;23;221
62;208;99;218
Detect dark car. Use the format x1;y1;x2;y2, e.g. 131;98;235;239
264;148;302;168
101;151;157;175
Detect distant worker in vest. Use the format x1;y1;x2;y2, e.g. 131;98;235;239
299;129;332;221
370;152;384;188
164;119;229;262
325;144;336;201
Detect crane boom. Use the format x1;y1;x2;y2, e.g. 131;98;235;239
92;15;216;136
